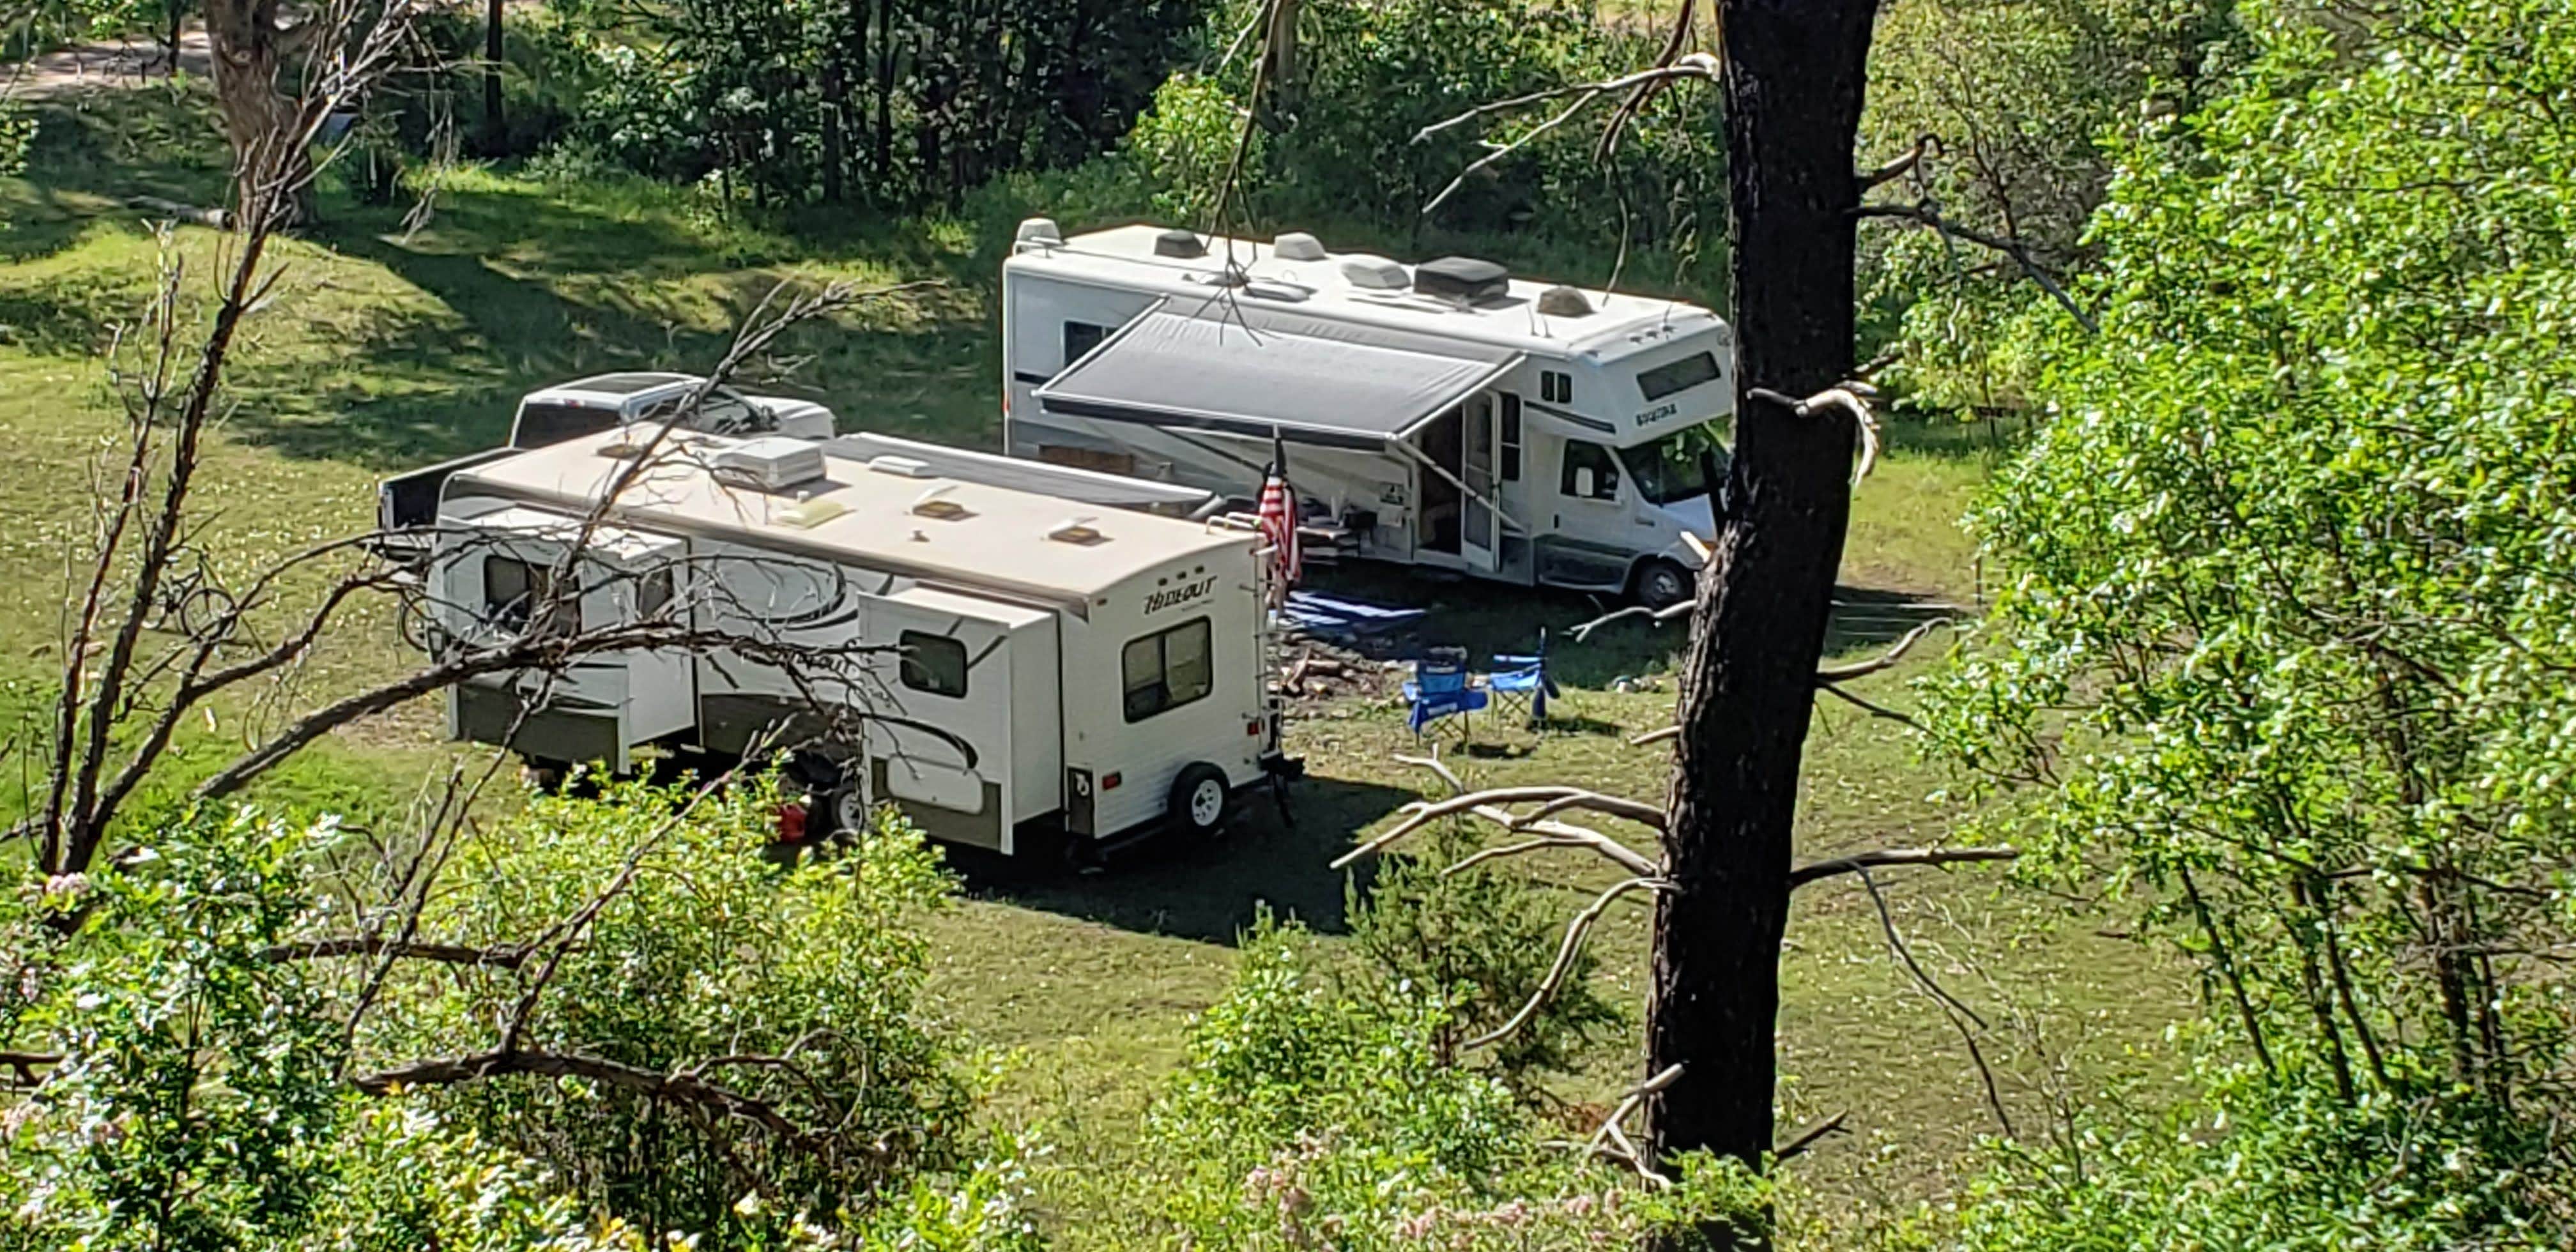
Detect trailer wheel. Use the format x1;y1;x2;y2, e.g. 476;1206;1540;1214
1632;558;1694;611
1168;764;1230;839
823;780;873;837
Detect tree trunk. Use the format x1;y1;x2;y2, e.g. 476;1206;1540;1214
484;0;505;152
872;0;897;180
1643;0;1882;1235
204;0;314;227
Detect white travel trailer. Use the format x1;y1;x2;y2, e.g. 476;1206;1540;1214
418;426;1287;856
1000;220;1736;607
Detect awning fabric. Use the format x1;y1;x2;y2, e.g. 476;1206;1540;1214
1036;307;1524;450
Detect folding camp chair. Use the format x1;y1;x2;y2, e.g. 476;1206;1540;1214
1403;646;1487;743
1487;629;1558;729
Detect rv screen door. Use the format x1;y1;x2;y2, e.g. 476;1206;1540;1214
1460;394;1501;572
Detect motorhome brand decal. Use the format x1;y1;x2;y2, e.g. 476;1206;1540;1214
1144;576;1217;614
1632;402;1680;428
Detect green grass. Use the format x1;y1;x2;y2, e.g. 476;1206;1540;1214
0;85;2192;1244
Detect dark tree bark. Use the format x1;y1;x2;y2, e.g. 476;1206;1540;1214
483;0;505;151
204;0;314;226
871;0;898;178
1642;0;1883;1232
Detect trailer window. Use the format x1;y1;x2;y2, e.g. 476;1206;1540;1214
1559;439;1621;501
1123;617;1213;722
1636;352;1722;402
1499;393;1523;482
898;630;970;698
1540;370;1574;404
635;567;676;619
1062;321;1111;370
484;556;580;636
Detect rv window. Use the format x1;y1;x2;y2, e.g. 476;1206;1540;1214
511;402;618;449
484;556;581;636
1123;617;1214;722
1062;321;1111;370
898;630;970;698
635;567;676;619
1636;352;1722;402
1559;440;1621;501
1499;394;1523;482
1541;370;1574;404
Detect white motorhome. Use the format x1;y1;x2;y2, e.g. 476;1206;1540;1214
1000;221;1736;607
417;427;1287;856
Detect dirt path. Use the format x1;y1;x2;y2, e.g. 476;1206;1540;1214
6;27;214;100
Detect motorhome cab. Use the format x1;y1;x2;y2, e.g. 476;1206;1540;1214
418;427;1285;856
1001;220;1735;607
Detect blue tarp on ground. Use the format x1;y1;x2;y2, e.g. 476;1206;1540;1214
1275;590;1427;643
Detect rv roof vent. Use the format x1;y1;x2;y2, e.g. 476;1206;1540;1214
1014;217;1062;248
712;436;828;493
1414;256;1511;304
868;454;934;478
1536;285;1593;317
910;484;970;520
1046;516;1106;545
1244;279;1313;303
1340;256;1410;290
1272;231;1328;261
1153;229;1207;259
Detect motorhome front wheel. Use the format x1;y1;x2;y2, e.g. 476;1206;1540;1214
1169;764;1230;838
1634;559;1693;611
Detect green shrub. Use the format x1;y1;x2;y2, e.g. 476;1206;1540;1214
1128;921;1758;1250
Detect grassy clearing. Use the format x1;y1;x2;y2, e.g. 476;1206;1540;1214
0;86;2189;1242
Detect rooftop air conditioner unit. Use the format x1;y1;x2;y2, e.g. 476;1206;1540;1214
1414;256;1510;303
713;436;828;492
1340;256;1410;291
1273;231;1328;261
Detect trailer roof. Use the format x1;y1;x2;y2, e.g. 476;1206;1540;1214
448;429;1254;604
1036;304;1522;449
1006;224;1728;360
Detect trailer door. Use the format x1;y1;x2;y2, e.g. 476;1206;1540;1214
862;588;1045;855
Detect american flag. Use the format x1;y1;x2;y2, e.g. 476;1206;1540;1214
1255;431;1301;592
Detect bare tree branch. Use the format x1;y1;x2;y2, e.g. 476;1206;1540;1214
1466;875;1671;1051
1568;599;1694;643
1859;134;1942;189
1333;784;1664;873
1788;846;2018;890
262;937;540;967
1816;618;1954;682
1855;202;2097;332
348;1048;857;1157
1773;1110;1850;1161
1815;678;1922;728
1855;866;2015;1139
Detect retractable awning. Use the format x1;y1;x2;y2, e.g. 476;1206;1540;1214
1035;306;1524;450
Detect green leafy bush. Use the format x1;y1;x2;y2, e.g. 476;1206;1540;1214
1128;922;1758;1250
356;772;977;1234
1;779;1016;1248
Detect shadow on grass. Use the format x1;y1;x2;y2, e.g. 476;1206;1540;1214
944;773;1414;944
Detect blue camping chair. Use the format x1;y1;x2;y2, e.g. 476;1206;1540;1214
1487;629;1558;729
1404;646;1487;741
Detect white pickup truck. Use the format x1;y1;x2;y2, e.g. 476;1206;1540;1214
376;372;838;547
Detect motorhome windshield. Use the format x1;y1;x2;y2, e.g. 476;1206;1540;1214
1617;435;1712;505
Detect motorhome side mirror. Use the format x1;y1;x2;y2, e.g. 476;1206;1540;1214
1574;467;1597;498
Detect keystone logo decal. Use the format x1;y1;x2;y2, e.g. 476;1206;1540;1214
1632;402;1679;428
1144;576;1217;614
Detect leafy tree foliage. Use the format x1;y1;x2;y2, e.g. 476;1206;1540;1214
1926;0;2576;1240
551;0;1204;208
1;782;1025;1248
1170;0;1723;256
1859;0;2241;409
1131;923;1759;1250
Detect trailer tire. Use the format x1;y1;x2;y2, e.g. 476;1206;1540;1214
1632;558;1694;611
1168;764;1231;840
